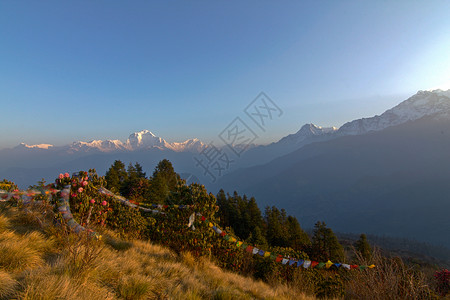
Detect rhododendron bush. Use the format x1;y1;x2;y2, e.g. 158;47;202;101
54;169;147;238
147;182;220;256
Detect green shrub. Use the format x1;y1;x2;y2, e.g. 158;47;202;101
315;274;344;298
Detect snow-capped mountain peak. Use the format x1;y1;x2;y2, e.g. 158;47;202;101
126;130;165;149
9;130;206;154
68;139;126;153
337;89;450;136
276;123;337;146
17;143;54;150
296;123;338;136
169;138;206;152
125;130;207;152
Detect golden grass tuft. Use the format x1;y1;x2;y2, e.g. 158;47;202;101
19;269;114;300
345;249;434;299
0;270;17;299
0;231;44;272
0;215;9;232
0;204;315;300
117;274;153;300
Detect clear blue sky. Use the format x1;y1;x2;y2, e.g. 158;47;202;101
1;1;449;149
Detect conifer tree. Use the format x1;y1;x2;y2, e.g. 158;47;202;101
311;221;344;262
247;197;265;233
147;159;179;204
105;160;128;193
265;206;289;247
248;226;268;248
355;233;372;260
216;189;230;227
286;215;311;249
152;159;178;190
123;162;149;200
134;162;146;179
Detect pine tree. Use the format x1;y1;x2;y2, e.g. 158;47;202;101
286;215;311;250
247;197;265;234
152;159;178;190
134;162;146;179
355;234;372;260
311;221;344;262
229;192;245;238
265;206;289;247
123;162;149;201
146;159;179;204
105;160;128;193
216;189;230;226
248;226;268;248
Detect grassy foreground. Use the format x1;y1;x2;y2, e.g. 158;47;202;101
0;204;314;300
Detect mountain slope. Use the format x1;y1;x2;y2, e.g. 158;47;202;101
239;124;338;167
0;130;208;187
238;89;450;168
216;116;450;247
0;207;311;300
337;89;450;136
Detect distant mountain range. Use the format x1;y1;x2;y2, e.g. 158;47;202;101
0;130;210;189
11;129;206;154
1;89;450;247
215;89;450;247
238;89;450;166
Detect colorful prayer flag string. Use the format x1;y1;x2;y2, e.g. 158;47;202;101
196;217;375;271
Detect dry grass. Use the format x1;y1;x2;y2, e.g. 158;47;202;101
0;230;48;272
0;206;314;300
0;270;17;299
0;215;9;232
1;204;438;299
344;249;434;299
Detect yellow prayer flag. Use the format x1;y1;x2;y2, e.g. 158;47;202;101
264;252;271;258
229;237;236;243
368;264;375;269
325;260;333;268
236;241;243;247
208;222;213;227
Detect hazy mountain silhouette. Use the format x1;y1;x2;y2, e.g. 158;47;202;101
215;116;450;247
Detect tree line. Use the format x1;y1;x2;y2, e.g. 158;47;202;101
104;159;371;262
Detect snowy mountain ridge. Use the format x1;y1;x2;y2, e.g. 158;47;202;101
16;130;207;154
237;89;450;167
276;123;337;146
337;89;450;136
18;143;54;150
268;90;450;148
8;89;450;155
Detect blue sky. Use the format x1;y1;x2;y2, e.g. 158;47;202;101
1;1;449;149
